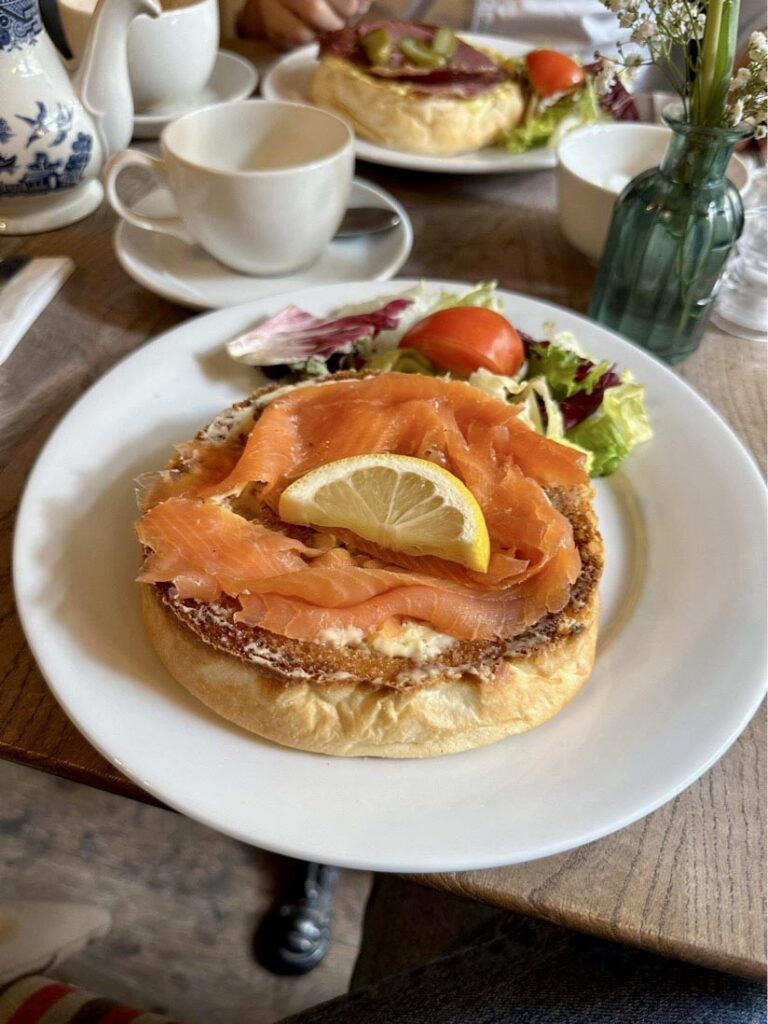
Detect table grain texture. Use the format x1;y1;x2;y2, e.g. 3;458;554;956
0;128;765;980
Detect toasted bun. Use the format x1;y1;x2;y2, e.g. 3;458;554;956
310;55;524;156
142;582;599;758
139;373;603;758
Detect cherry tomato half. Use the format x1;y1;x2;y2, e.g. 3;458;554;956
525;49;585;98
399;307;524;377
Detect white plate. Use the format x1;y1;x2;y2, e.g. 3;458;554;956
113;178;413;309
261;35;556;174
14;280;766;872
133;51;259;141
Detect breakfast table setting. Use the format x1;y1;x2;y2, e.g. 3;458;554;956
0;0;766;994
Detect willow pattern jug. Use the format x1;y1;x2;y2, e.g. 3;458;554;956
0;0;159;234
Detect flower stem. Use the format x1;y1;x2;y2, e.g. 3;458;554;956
693;0;740;125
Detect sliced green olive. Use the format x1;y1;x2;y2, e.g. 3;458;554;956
361;27;392;66
400;36;446;68
431;27;457;58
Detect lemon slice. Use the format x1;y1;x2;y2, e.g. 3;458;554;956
278;454;491;572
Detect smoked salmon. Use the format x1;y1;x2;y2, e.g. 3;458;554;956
136;373;589;642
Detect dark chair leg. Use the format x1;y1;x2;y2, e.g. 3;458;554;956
255;861;340;976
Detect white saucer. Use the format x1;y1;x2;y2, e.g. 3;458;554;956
132;51;259;141
113;178;413;309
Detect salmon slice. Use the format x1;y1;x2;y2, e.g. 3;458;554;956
136;440;243;512
136;497;319;602
203;374;588;505
137;374;587;642
234;528;580;642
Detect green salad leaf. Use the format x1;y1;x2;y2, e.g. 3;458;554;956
365;348;436;374
497;77;603;154
526;341;613;400
565;378;653;477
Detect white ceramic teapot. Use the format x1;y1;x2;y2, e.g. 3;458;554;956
0;0;160;234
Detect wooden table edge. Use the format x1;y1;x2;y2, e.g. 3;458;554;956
405;872;768;981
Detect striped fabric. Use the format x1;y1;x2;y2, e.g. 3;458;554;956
0;977;182;1024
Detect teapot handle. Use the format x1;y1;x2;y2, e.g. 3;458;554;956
103;150;193;243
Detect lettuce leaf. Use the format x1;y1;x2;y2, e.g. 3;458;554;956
525;339;623;430
527;341;611;399
565;379;653;477
365;347;436;374
496;77;603;154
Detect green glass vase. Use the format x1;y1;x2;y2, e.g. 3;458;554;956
588;111;750;364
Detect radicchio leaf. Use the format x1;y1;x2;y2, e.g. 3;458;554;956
560;368;622;428
583;61;640;122
522;336;623;429
226;299;413;366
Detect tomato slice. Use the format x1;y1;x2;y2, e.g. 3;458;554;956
399;307;524;377
525;50;585;98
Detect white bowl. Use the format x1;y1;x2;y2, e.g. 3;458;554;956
557;123;751;265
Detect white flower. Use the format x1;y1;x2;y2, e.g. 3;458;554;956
748;31;768;59
619;10;636;29
594;58;618;94
692;12;706;40
631;20;656;44
733;67;751;90
728;98;744;123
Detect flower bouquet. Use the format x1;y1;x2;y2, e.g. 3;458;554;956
587;0;767;362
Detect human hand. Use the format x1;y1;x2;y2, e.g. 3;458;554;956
239;0;373;48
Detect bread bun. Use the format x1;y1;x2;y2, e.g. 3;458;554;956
143;581;599;758
137;373;604;759
310;54;524;156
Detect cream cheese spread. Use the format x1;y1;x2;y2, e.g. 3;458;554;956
319;620;457;660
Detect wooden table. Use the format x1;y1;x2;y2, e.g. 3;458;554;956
1;155;765;981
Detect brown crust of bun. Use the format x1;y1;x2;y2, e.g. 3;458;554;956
310;55;524;156
142;582;599;758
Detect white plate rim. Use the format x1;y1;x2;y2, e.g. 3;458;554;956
261;35;558;174
13;279;767;871
112;178;414;310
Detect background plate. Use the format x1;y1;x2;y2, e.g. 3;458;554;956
13;280;767;871
261;36;557;174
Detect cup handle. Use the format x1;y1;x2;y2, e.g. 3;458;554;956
103;150;193;243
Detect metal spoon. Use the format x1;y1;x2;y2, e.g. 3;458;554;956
334;207;401;238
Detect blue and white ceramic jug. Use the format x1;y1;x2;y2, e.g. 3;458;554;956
0;0;159;234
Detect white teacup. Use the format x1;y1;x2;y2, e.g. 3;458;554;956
104;100;355;276
59;0;219;112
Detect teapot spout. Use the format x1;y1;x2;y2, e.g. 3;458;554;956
73;0;162;158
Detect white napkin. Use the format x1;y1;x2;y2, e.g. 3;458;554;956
0;257;75;368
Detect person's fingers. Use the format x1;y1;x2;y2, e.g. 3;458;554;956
260;0;316;46
261;0;318;45
325;0;360;20
281;0;345;33
238;0;373;43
